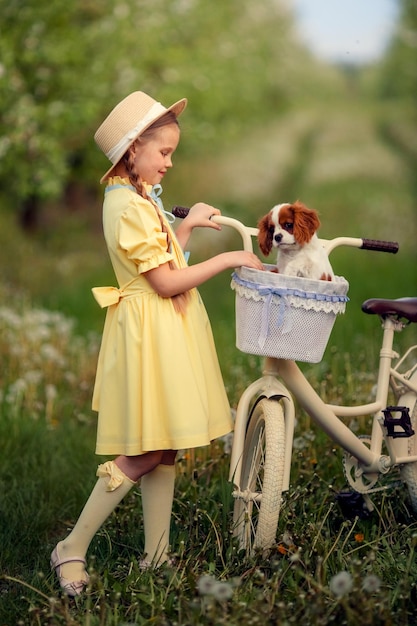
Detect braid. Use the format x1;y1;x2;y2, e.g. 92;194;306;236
121;137;190;315
121;148;145;197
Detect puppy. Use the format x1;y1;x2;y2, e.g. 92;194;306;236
257;201;334;281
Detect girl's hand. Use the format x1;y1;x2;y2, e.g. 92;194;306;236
184;202;222;231
224;251;264;271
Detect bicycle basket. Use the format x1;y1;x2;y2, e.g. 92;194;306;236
231;266;349;363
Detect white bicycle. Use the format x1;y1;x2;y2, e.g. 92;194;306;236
173;207;417;556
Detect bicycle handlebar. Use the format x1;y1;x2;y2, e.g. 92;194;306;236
361;238;399;254
171;206;400;255
172;206;191;219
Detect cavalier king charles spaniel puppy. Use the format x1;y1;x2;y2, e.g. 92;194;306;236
257;201;334;281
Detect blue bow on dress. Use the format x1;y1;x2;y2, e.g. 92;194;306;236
150;184;176;224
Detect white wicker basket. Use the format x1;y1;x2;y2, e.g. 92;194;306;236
231;266;349;363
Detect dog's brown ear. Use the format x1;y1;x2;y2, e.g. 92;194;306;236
292;201;321;244
257;213;274;255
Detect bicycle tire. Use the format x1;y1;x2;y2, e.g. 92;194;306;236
233;397;286;555
399;370;417;513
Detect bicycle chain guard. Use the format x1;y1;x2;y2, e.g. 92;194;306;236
343;436;379;493
343;435;402;495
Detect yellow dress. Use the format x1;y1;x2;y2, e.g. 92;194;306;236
91;177;232;455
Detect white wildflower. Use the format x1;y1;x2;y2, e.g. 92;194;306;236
45;384;57;401
6;378;27;400
362;574;381;593
0;307;21;328
40;344;64;365
293;430;315;450
289;549;302;563
292;436;307;450
211;581;233;601
221;431;234;454
329;571;353;597
197;575;233;601
197;575;216;595
25;370;43;385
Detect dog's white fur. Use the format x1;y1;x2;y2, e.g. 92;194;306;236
257;201;334;281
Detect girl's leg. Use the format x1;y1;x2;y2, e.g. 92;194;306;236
52;451;163;594
140;450;177;566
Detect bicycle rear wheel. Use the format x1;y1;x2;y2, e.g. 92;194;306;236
233;397;286;555
399;370;417;512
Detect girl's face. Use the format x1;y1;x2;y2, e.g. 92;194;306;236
131;123;180;186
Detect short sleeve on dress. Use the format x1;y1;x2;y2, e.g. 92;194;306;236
118;197;174;273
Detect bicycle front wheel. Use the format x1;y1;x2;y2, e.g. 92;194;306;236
233;397;286;556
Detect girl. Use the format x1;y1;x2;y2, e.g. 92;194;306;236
51;91;263;596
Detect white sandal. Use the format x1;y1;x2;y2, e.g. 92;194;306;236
50;544;89;597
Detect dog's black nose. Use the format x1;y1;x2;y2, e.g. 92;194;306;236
274;233;283;243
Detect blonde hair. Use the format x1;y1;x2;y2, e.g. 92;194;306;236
122;112;190;315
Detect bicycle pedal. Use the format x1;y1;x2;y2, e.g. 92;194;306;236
336;491;372;520
382;406;414;439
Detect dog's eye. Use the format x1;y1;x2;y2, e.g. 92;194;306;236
283;222;294;233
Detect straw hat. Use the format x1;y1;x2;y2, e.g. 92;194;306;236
94;91;187;183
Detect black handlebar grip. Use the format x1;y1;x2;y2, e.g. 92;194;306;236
172;206;190;219
361;239;399;254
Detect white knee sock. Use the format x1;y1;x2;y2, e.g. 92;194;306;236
141;464;176;565
56;460;135;581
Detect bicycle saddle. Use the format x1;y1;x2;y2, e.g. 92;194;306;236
362;297;417;323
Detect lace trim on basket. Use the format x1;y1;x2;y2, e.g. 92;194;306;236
231;273;349;315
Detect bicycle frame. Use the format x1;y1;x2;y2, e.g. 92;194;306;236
210;215;417;495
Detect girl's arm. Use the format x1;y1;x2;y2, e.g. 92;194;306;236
174;202;222;249
144;250;263;298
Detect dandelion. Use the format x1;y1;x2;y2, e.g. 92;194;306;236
289;549;302;563
45;384;58;401
354;533;365;542
211;581;233;601
293;430;315;450
197;575;217;595
329;571;353;598
25;370;43;385
362;574;381;593
40;343;65;365
292;436;307;450
197;575;234;602
6;378;27;403
0;307;21;328
45;383;58;425
221;431;234;454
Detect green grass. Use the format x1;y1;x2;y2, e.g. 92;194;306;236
1;223;417;625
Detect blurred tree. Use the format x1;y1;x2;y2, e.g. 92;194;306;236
378;0;417;102
0;0;117;227
0;0;312;229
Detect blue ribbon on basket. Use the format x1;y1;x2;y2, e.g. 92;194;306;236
231;272;349;350
258;286;292;348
